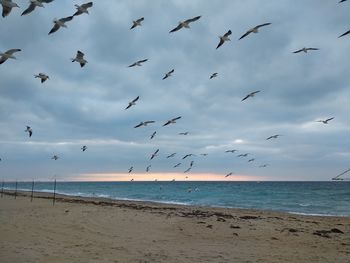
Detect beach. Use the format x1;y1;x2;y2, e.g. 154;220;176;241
0;191;349;263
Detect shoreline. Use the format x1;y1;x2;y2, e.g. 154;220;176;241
2;189;349;218
1;190;349;262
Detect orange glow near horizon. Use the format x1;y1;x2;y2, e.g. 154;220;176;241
72;172;266;182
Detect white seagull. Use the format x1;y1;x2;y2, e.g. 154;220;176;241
216;30;231;49
266;134;281;140
25;126;32;137
125;96;139;110
48;16;74;35
210;72;218;79
239;23;271;40
293;47;319;54
130;17;144;29
150;131;157;140
0;49;21;64
73;2;93;16
134;121;155;128
71;51;87;67
316;117;334;124
1;0;19;17
163;116;181;126
21;0;53;16
150;149;159;160
169;16;201;33
242;91;260;101
128;59;148;67
162;69;174;80
34;73;49;83
225;149;237;153
237;153;249;157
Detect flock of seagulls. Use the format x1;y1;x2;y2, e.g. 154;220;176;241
0;1;348;181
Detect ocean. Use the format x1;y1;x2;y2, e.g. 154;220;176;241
3;181;350;216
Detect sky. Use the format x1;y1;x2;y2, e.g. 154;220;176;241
0;0;349;181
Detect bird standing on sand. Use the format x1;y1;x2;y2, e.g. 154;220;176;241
134;121;155;128
48;16;74;35
266;135;281;140
239;23;271;40
293;47;319;54
162;69;174;80
150;149;159;160
25;126;32;137
169;16;201;33
242;91;260;101
1;0;19;17
0;49;21;65
21;0;53;16
73;2;93;16
81;146;87;152
71;51;87;67
128;59;148;67
125;96;139;110
316;117;334;124
163;116;181;126
130;17;144;29
216;30;231;49
34;73;49;83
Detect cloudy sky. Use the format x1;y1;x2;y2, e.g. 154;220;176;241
0;0;349;181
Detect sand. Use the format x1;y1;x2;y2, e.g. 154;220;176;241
0;190;349;263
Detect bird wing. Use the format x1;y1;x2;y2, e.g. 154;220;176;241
339;30;350;38
308;48;319;50
134;123;142;128
0;56;7;64
48;23;60;34
172;116;181;121
169;69;175;74
137;17;144;23
60;16;74;23
162;74;168;80
239;31;251;40
224;30;232;37
29;130;32;137
185;15;201;24
81;2;93;9
21;3;36;16
138;59;148;63
125;103;132;110
256;23;271;29
130;23;137;30
252;90;261;95
5;49;21;55
216;38;225;49
145;121;155;124
326;117;334;122
128;62;137;67
40;0;55;3
76;51;85;59
266;136;273;140
132;96;139;103
169;24;183;33
293;49;303;53
2;5;12;17
241;94;250;101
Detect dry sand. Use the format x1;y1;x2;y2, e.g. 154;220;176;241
0;190;349;263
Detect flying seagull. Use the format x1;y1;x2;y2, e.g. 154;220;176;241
237;153;249;157
51;155;59;160
0;49;21;65
332;168;350;180
71;51;87;67
190;161;194;167
81;145;87;152
34;73;49;83
48;16;74;35
248;158;255;162
225;149;237;153
210;72;218;79
125;96;139;110
216;30;232;49
184;167;191;173
146;165;151;172
316;117;334;124
200;153;208;156
150;131;157;140
239;23;271;40
338;30;350;38
242;91;260;101
163;116;181;126
266;134;281;140
259;164;269;168
339;0;347;3
128;59;148;67
150;149;159;160
169;15;201;33
167;153;176;158
25;126;32;137
179;132;189;135
162;69;174;80
73;2;93;16
134;121;155;128
173;163;181;168
128;166;133;173
293;47;319;54
1;0;19;17
225;172;233;178
21;0;53;16
130;17;144;29
182;154;195;159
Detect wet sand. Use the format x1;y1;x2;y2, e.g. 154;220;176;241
0;190;349;263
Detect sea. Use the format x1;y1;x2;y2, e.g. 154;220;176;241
3;181;350;217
